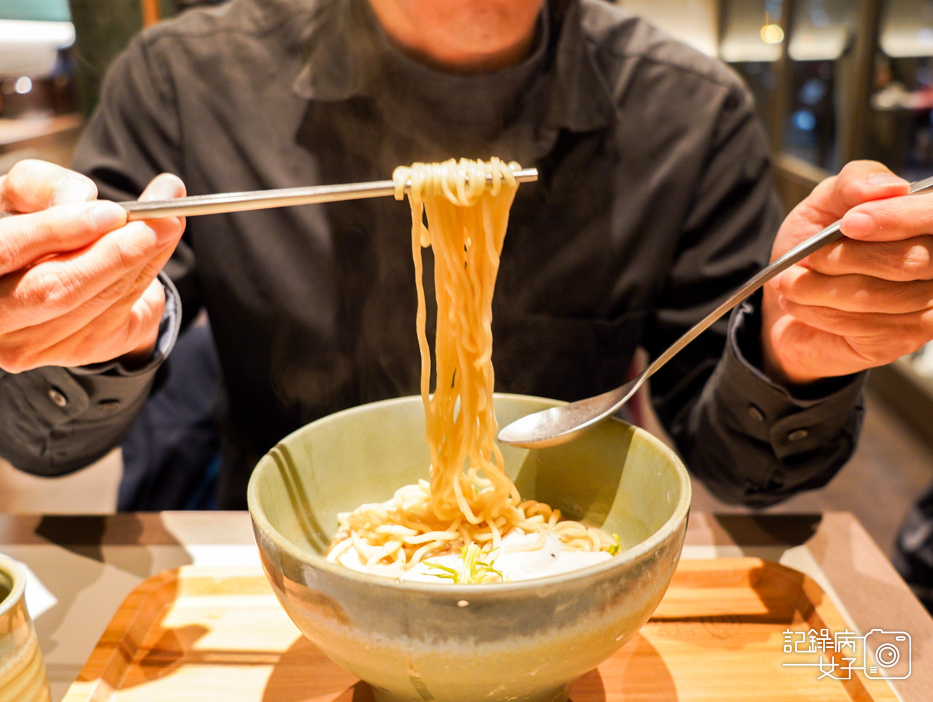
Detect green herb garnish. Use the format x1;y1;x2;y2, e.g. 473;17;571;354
605;533;621;556
425;543;506;584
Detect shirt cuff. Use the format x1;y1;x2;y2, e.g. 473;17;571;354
722;294;865;484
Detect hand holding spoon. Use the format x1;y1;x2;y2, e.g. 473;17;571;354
498;174;933;449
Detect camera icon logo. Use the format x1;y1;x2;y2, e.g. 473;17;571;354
864;629;911;679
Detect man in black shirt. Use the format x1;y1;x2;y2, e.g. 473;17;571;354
1;0;931;510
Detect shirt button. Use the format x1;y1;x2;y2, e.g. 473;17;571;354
747;404;765;422
787;429;809;442
48;387;68;407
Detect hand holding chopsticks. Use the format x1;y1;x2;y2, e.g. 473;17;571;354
119;168;539;220
0;168;539;221
0;163;187;372
0;160;537;372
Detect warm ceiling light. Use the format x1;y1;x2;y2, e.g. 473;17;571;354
761;23;785;45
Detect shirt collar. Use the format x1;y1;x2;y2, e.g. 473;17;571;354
291;0;615;135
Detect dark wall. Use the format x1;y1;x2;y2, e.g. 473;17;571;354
68;0;144;116
67;0;229;116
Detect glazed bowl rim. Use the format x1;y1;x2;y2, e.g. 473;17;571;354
248;392;692;594
0;553;26;619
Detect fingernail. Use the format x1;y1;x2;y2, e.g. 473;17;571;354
55;177;95;205
868;173;906;188
142;175;184;201
147;182;177;200
90;202;127;230
842;212;873;237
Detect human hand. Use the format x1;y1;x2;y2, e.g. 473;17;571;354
761;160;932;387
0;160;185;372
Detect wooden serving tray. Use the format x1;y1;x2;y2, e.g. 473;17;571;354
62;558;897;701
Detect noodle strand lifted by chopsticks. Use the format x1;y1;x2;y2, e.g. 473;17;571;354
325;159;614;576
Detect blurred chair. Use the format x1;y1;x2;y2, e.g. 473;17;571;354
894;483;933;612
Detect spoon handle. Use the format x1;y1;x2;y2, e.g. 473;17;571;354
498;173;933;449
642;174;933;383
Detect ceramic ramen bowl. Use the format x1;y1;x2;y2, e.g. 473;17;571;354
248;394;691;702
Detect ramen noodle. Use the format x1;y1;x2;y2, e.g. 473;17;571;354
325;159;616;580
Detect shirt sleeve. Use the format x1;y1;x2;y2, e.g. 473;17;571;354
645;76;864;507
0;273;182;477
682;293;865;507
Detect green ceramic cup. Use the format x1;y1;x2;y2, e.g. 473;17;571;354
248;394;691;702
0;554;51;702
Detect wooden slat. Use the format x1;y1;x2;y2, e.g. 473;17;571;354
60;558;900;701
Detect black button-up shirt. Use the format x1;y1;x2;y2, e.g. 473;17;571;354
0;0;864;508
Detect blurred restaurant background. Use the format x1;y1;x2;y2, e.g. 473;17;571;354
2;0;933;559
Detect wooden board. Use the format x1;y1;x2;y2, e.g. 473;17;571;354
62;558;898;701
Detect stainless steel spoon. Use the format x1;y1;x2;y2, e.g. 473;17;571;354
497;174;933;449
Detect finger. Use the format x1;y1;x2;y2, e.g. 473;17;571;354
34;278;167;369
776;297;933;357
0;246;174;371
0;174;184;329
0;160;98;213
772;162;911;263
139;172;186;202
0;201;127;276
112;277;167;361
805;236;933;282
840;190;933;242
794;162;908;224
775;266;933;314
765;316;872;378
126;277;168;355
136;172;186;243
829;161;910;215
0;216;179;332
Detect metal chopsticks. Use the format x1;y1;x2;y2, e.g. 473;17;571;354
118;168;539;221
0;168;538;221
